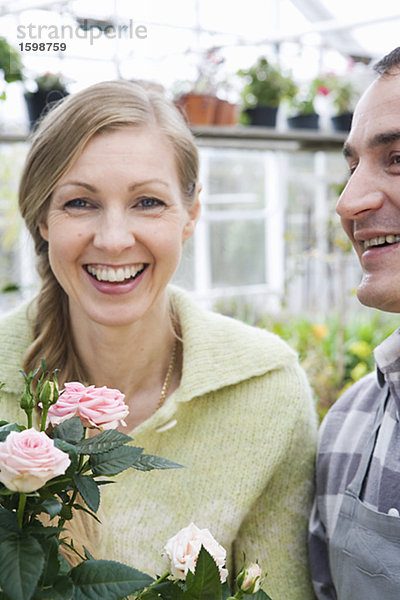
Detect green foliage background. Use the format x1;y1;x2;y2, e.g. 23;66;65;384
216;299;398;422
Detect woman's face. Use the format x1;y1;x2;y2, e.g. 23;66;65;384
39;126;199;328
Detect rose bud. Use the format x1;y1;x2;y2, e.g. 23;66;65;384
236;561;263;594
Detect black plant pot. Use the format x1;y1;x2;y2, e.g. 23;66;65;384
287;113;319;130
331;112;353;132
24;89;69;130
245;105;278;127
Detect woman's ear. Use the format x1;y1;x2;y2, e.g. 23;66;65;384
182;188;201;242
38;221;49;242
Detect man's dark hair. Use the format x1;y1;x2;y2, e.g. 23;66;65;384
374;47;400;75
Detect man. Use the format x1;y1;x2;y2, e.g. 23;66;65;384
309;46;400;599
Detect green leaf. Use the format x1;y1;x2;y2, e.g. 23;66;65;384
252;590;273;600
38;535;60;587
39;497;63;519
52;439;79;474
32;575;74;599
0;506;19;541
27;517;63;537
183;547;222;600
221;582;232;599
131;454;183;471
89;446;144;476
52;418;84;444
0;536;45;600
70;559;154;599
75;430;133;455
142;580;184;599
0;423;21;441
73;475;100;512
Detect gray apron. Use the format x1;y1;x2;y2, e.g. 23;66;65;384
329;385;400;599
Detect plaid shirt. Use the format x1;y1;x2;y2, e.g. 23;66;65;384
309;328;400;600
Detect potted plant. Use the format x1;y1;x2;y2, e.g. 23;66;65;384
24;71;69;129
237;56;296;127
287;77;329;130
174;47;231;126
324;74;358;132
0;36;24;100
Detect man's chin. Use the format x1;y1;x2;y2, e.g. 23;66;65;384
357;283;400;314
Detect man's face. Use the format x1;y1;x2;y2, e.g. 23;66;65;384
336;70;400;312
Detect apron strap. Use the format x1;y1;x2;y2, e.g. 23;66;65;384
346;383;390;498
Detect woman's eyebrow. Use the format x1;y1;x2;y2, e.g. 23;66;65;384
57;179;170;191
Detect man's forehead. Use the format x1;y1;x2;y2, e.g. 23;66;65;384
344;75;400;156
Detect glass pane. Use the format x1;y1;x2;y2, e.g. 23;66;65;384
173;236;195;290
210;219;265;287
205;149;265;211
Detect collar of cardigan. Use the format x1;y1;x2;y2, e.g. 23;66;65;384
168;285;297;403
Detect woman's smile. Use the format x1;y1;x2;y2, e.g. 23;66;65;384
85;263;147;283
83;263;149;296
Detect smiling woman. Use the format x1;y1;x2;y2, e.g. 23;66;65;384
0;80;317;599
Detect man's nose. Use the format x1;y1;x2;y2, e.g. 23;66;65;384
336;169;385;220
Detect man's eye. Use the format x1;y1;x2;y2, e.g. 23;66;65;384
348;165;357;177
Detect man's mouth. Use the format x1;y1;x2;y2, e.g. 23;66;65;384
363;234;400;250
85;264;146;283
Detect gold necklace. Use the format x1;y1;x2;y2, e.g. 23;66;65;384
156;339;178;411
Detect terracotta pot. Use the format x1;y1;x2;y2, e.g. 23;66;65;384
287;113;319;130
175;93;218;125
213;99;238;125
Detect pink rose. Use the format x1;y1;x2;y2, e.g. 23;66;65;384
46;382;129;430
0;429;71;493
164;522;228;583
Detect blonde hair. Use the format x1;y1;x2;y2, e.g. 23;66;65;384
19;80;199;384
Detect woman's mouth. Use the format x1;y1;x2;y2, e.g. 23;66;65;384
85;263;146;283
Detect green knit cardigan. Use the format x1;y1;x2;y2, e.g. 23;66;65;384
0;286;317;600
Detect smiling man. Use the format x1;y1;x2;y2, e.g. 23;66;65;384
309;47;400;600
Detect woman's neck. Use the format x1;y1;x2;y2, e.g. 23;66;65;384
68;296;179;428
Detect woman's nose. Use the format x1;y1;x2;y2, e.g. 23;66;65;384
93;209;136;254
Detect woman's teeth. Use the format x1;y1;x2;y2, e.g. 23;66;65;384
86;264;144;282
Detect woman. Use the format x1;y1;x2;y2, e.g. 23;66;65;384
0;81;317;599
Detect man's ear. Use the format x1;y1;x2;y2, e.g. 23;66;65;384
38;221;49;242
182;186;201;242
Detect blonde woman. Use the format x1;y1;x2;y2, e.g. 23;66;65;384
0;81;317;599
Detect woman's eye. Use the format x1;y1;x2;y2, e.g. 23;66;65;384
65;198;90;209
138;197;164;209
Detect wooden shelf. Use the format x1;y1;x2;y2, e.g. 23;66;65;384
191;125;347;151
0;126;347;152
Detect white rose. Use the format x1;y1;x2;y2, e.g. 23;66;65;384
164;522;228;583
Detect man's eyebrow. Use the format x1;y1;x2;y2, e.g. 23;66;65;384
370;130;400;147
342;130;400;159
